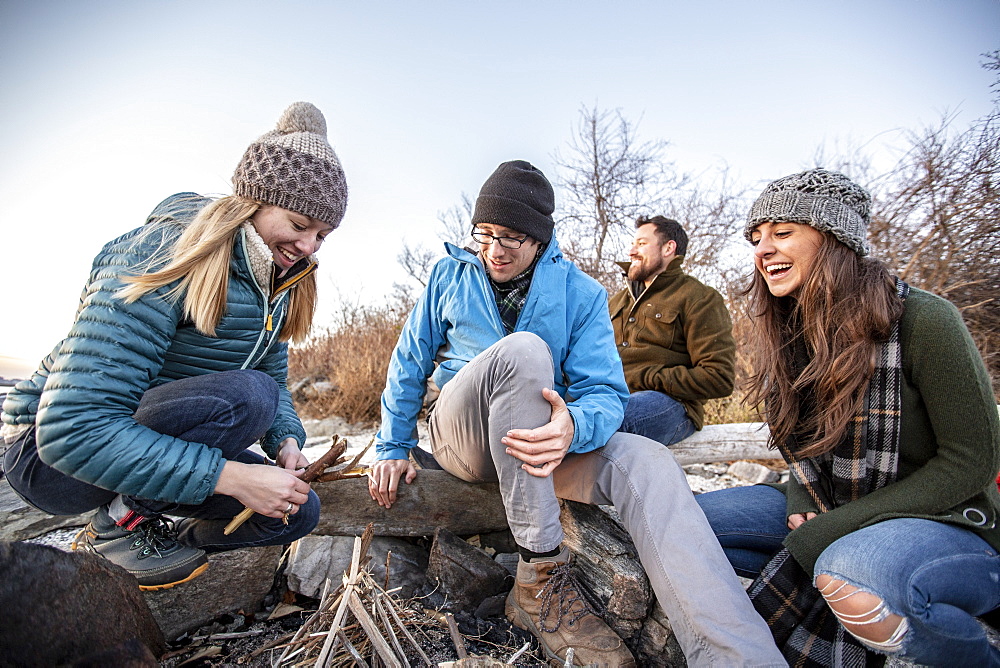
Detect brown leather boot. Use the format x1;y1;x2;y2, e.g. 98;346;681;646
505;547;636;667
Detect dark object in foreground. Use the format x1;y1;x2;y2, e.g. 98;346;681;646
0;541;165;665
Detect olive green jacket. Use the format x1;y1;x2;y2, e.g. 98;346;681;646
608;257;736;429
780;287;1000;574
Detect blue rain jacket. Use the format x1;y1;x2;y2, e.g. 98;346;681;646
376;239;628;460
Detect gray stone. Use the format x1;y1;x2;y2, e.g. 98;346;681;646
0;541;165;665
427;527;512;613
286;534;429;599
0;477;92;542
637;602;687;667
142;545;282;641
726;460;779;484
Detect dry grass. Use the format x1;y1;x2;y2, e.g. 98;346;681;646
289;301;409;425
288;291;763;427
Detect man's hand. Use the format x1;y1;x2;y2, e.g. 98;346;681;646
276;437;309;472
502;388;575;478
369;458;417;509
787;512;817;530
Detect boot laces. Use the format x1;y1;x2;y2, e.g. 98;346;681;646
129;518;181;560
536;563;604;633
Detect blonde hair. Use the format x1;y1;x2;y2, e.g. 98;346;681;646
118;195;318;342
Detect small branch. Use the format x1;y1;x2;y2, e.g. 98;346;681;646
445;613;467;660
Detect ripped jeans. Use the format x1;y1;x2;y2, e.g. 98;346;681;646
697;485;1000;666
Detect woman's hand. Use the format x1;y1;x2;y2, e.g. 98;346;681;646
276;437;309;472
215;459;311;518
368;459;417;509
787;512;817;530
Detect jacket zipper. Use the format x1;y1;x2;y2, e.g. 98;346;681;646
237;234;314;369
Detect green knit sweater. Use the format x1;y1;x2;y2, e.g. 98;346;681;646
780;287;1000;574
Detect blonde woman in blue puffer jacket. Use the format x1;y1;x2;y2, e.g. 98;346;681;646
2;102;347;590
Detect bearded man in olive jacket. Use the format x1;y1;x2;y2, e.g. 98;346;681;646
609;216;736;446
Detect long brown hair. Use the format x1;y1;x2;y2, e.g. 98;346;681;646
744;234;903;458
117;195;318;342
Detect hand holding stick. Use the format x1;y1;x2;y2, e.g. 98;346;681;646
222;435;349;535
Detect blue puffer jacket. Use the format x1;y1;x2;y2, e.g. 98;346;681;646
376;239;629;461
1;193;311;505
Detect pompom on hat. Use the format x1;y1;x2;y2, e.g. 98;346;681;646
233;102;348;229
745;168;870;256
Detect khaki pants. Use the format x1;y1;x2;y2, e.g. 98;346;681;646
429;332;785;666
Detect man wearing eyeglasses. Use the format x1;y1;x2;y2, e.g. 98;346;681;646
369;161;783;667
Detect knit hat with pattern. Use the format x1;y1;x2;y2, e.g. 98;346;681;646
233;102;348;229
745;168;870;256
471;160;555;243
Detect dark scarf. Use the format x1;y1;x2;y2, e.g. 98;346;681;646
749;279;909;667
486;245;544;335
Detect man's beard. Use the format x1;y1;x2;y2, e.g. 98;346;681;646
627;256;665;283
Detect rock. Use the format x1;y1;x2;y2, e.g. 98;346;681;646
143;545;282;641
637;602;687;667
0;541;165;665
476;528;518;554
426;528;512;613
286;534;429;599
312;471;508;537
70;638;160;667
726;460;779;484
0;477;92;542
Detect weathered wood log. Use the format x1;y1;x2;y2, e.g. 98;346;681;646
558;501;685;665
668;422;774;465
311;470;508;537
558;501;651;642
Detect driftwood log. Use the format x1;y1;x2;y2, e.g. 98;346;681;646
667;422;773;465
312;471;508;537
311;423;777;538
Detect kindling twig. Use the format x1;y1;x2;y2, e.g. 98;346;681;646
445;613;467;660
224;436;348;535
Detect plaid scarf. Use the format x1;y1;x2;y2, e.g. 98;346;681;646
749;279;909;667
485;245;544;335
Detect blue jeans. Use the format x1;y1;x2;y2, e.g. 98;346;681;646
4;369;319;553
619;390;696;446
697;485;1000;665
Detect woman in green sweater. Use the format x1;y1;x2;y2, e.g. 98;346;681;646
696;168;1000;666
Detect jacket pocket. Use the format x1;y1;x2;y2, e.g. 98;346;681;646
639;306;680;349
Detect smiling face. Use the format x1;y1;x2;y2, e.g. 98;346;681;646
750;221;825;298
475;223;540;283
627;223;677;286
251;205;334;277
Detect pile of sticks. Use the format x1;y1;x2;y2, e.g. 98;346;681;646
272;524;431;667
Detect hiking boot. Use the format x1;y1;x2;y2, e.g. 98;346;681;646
72;508;208;591
505;547;635;667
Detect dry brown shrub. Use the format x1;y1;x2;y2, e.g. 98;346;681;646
289;300;410;424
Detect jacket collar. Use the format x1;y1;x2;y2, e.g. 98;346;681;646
617;255;685;300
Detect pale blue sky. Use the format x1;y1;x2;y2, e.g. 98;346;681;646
1;0;997;365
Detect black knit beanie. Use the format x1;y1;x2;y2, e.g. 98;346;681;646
470;160;555;243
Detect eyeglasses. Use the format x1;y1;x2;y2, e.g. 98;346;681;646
471;229;530;249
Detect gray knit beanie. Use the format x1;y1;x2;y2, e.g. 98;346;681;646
470;160;555;243
745;168;870;256
233;102;348;229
